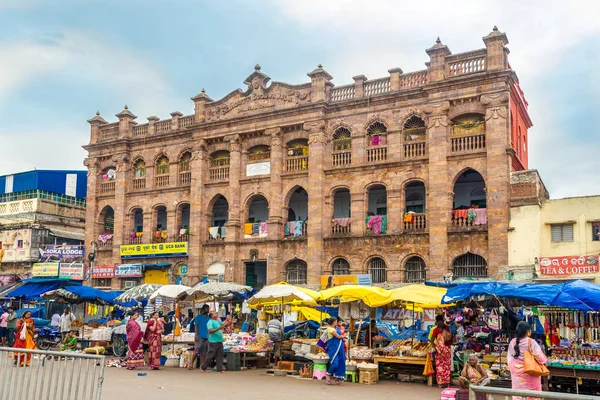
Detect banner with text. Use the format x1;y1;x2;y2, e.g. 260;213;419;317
120;242;188;259
39;245;85;261
59;263;84;280
32;262;60;277
115;264;143;278
539;255;599;275
320;274;372;289
93;265;115;278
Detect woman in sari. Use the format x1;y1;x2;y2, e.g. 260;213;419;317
13;311;36;366
325;317;346;385
126;311;145;370
458;354;490;388
60;331;78;352
432;320;453;388
508;321;547;399
144;312;164;370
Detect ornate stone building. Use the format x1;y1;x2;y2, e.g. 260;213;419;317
83;28;532;289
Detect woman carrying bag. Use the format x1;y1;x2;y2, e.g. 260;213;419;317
508;321;548;399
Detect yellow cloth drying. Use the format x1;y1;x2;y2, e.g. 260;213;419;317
244;223;253;235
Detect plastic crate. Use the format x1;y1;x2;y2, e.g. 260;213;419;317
359;370;378;385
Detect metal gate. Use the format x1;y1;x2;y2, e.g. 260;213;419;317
0;347;105;400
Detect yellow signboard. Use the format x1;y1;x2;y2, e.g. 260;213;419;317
32;262;60;277
320;275;372;289
120;242;188;259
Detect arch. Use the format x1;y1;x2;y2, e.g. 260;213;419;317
405;180;426;213
210;150;230;168
403;115;427;141
367;256;387;284
330;257;350;275
285;259;308;285
100;166;116;181
332;187;351;219
178;151;192;172
154;205;168;231
404;255;426;283
153;150;169;164
366;121;388;136
207;262;226;282
286;138;309;157
451;113;485;136
452;252;488;279
155;155;170;175
367;184;387;217
247;145;270;163
132;207;144;234
99;205;115;233
176;202;190;231
245;194;269;223
132;158;146;178
332;127;352;152
210;195;229;232
452;168;486;210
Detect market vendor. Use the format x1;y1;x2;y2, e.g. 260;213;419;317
267;315;283;365
458;355;490;389
60;330;78;352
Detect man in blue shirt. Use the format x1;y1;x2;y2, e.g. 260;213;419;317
201;311;234;373
193;305;210;368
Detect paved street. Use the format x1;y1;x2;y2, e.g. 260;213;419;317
101;368;441;400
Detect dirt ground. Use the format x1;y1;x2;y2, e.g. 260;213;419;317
101;367;443;400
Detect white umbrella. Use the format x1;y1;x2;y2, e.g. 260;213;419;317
114;284;162;303
247;283;315;306
178;281;253;302
149;284;191;301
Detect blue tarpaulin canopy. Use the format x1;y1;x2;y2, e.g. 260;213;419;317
6;279;81;301
42;286;135;306
442;280;600;311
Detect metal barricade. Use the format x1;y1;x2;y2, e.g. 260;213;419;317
470;385;600;400
0;346;105;400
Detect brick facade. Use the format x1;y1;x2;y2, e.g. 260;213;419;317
83;28;531;289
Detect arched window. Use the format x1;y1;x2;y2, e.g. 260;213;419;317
367;122;387;147
210;150;230;168
405;256;426;283
248;145;270;163
133;208;143;233
333;128;352;151
367;185;387;234
332;258;350;275
403;116;426;141
286;139;309;157
156;156;169;175
179;152;191;172
453;169;486;210
286;259;307;285
101;167;116;181
133;160;146;178
368;257;387;284
452;114;485;136
452;253;487;279
101;206;114;233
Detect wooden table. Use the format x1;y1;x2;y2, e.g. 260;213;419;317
547;366;600;394
373;355;432;387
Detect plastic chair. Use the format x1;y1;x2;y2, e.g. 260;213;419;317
346;370;358;383
313;370;328;380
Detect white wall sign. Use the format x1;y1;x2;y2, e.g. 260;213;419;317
65;174;77;197
5;175;13;193
246;161;271;177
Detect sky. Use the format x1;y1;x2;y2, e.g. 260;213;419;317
0;0;598;199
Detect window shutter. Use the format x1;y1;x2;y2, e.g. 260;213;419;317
563;224;574;242
551;225;562;242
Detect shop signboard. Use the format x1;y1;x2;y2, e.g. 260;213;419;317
120;242;188;259
39;245;85;261
59;263;84;280
115;264;143;278
92;265;115;278
32;262;60;277
178;264;188;276
320;274;372;289
539;255;599;275
379;308;436;322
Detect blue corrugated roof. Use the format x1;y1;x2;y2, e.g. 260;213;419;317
0;170;87;198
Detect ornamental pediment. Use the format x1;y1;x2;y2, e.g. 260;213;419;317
205;65;312;121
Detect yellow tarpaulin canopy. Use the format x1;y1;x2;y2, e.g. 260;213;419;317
247;283;317;307
372;284;449;308
266;306;330;322
318;285;391;307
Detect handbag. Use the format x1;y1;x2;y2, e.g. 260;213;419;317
317;329;329;350
19;323;26;341
524;339;549;377
488;309;501;331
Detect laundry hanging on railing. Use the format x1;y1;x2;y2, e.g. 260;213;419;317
366;215;387;235
333;218;350;228
293;221;304;237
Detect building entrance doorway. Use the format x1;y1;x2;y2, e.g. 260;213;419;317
245;261;267;289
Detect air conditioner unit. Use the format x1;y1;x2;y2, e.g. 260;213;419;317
124;280;136;288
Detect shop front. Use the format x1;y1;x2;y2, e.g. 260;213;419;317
118;242;188;287
536;255;599;283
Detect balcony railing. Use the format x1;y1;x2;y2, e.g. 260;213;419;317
178;233;190;242
399;70;428;89
97;238;113;249
451;134;486;153
248;152;270;162
100;181;115;194
179;115;194;128
450;208;487;230
208;226;226;241
403;213;427;233
285;221;308;238
100;126;119;140
179;171;191;186
132;177;146;190
330;84;356;102
448;55;486;76
132;125;148;137
155;174;169;188
331;219;351;236
332;151;351;167
129;236;143;245
366;215;387;235
209;167;230;181
286;156;308;172
155;120;171;133
364;78;391;97
403;141;427;159
244;222;268;238
367;147;387;163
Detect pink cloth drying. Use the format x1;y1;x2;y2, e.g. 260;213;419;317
474;208;487;225
259;222;268;235
367;215;383;235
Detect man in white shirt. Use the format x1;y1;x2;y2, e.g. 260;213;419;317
59;307;76;339
51;312;61;329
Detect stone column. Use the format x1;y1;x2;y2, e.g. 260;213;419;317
350;191;366;236
425;38;451;83
225;135;242;243
188;141;206;278
83;157;99;279
116;105;137;138
305;121;326;282
266;127;284;239
147;116;159;135
387;188;402;234
424;102;451;281
170;111;183;130
483;26;509;72
388;68;403;91
307;64;333;102
481;92;511;278
87;112;107;145
112;153;130;262
191;89;213;122
353;75;367;98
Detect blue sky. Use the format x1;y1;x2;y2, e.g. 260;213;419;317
0;0;598;198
